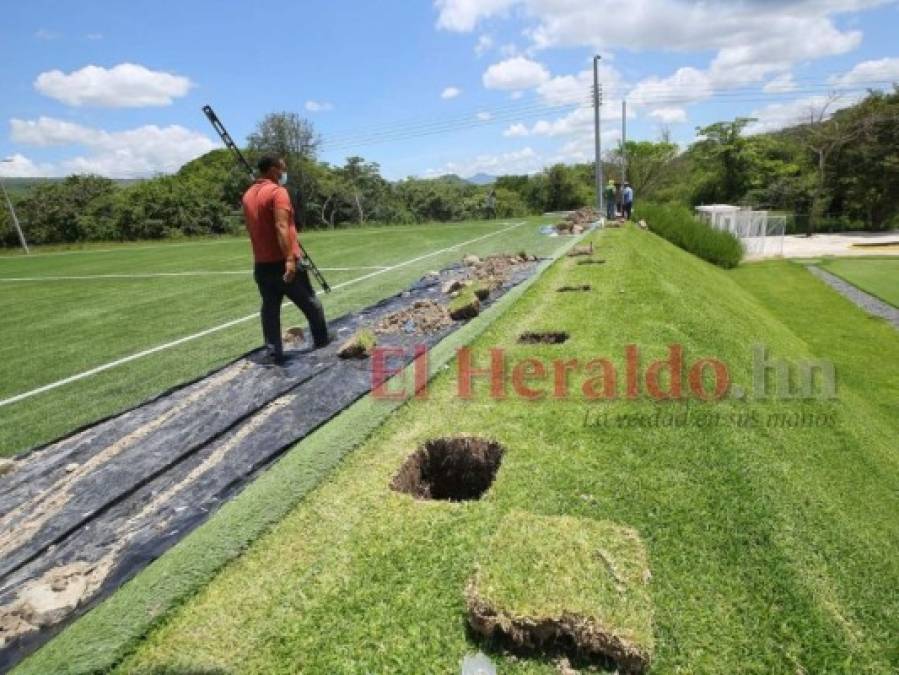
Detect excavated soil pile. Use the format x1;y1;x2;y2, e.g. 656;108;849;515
518;331;570;344
567;243;594;257
0;256;540;669
556;207;601;233
390;437;504;501
469;253;536;287
374;300;452;335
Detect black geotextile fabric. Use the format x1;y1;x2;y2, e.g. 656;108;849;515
0;259;539;669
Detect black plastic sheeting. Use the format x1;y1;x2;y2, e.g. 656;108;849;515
0;259;539;670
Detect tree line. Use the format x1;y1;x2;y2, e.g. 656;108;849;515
2;87;896;247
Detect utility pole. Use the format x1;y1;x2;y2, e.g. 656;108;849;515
592;55;603;213
0;159;29;254
621;100;628;184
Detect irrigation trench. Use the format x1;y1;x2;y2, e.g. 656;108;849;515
0;258;541;670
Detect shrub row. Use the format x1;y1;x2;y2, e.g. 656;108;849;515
636;203;743;269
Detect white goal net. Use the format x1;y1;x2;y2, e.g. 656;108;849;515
695;205;786;259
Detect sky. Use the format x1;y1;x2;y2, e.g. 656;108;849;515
1;0;898;181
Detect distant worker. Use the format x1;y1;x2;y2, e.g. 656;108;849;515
484;189;497;220
242;155;331;364
604;179;617;221
622;182;634;220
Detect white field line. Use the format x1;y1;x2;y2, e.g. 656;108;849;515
0;221;525;408
0;266;389;282
0;221;519;261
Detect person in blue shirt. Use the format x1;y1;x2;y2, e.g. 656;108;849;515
622;182;634;220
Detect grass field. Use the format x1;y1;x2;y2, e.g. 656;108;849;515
100;228;897;674
817;256;899;307
0;218;562;456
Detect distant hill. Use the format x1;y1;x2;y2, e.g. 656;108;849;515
466;173;496;186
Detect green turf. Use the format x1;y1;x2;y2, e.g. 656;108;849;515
0;218;562;456
817;257;899;308
13;235;580;675
107;227;897;673
467;510;654;670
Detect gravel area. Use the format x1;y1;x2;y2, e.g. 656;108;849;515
808;266;899;330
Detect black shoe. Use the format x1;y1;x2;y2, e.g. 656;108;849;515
313;331;337;349
257;346;287;366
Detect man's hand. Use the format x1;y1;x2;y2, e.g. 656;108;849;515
283;257;297;283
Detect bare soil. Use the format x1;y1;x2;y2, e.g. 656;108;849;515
567;243;594;257
518;331;570;344
556;285;592;293
390;437;504;501
466;597;649;673
374;300;452;335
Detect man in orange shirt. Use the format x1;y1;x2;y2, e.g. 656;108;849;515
243;155;330;363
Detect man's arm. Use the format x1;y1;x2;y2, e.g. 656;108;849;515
274;206;297;282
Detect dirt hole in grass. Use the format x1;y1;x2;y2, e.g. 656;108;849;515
391;437;504;501
556;285;592;293
577;258;606;266
518;331;570;344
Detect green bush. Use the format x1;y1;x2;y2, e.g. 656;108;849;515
636;202;743;269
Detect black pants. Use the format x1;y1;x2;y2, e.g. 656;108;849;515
254;261;328;355
623;202;633;220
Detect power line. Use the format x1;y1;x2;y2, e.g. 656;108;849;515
313;80;896;155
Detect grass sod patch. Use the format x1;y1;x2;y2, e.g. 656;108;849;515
817;256;899;308
112;228;897;673
12;232;583;675
0;218;560;456
467;511;653;672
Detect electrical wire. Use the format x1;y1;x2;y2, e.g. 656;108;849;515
318;81;894;154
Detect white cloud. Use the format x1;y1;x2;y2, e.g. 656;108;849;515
476;111;493;121
474;34;494;56
830;57;899;87
9;117;216;177
744;93;862;134
34;63;193;107
85;33;103;40
531;106;595;137
435;0;517;31
763;73;798;93
34;29;59;40
440;1;886;97
483;56;549;90
439;1;884;50
629;67;713;107
305;100;334;112
0;153;51;177
503;123;529;137
649;106;688;124
441;86;462;99
499;43;519;57
536;64;622;106
424;146;541;178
